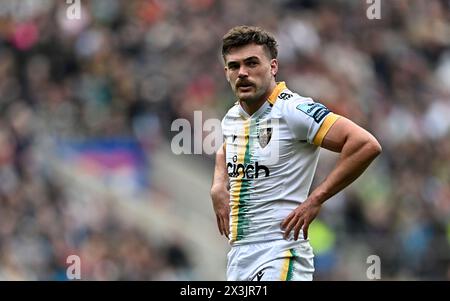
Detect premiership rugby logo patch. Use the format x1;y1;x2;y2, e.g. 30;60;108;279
296;102;330;123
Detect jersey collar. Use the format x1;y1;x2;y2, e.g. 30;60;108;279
238;82;287;119
238;100;270;119
267;81;287;105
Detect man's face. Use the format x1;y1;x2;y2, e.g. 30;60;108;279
224;43;278;104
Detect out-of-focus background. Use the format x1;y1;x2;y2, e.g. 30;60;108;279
0;0;449;280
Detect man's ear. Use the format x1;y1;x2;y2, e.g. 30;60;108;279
224;67;230;82
270;59;278;77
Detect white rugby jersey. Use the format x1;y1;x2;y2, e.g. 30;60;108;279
221;82;340;245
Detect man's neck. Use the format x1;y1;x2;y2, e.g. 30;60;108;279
240;81;277;116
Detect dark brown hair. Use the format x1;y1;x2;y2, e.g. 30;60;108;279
222;25;278;60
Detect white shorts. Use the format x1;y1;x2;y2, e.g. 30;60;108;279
226;239;315;281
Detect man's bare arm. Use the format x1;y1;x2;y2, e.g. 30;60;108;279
281;117;382;240
210;143;230;238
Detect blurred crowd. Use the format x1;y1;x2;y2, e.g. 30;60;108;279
0;0;449;280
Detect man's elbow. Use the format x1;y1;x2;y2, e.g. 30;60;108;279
366;137;382;159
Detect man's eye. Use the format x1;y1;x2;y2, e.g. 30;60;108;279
229;64;239;70
247;61;258;67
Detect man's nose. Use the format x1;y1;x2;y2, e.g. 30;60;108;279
238;66;249;78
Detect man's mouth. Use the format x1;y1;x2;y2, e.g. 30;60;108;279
237;83;254;90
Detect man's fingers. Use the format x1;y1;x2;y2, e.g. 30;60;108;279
302;220;310;240
293;219;304;241
281;212;294;230
283;217;298;239
217;213;230;238
216;215;223;236
224;216;230;238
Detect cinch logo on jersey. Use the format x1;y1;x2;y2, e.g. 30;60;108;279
227;155;270;178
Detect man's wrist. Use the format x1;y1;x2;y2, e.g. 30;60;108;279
308;189;328;206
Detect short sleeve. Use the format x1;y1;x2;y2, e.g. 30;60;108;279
283;98;340;146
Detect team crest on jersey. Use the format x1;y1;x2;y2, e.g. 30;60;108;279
258;127;272;148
